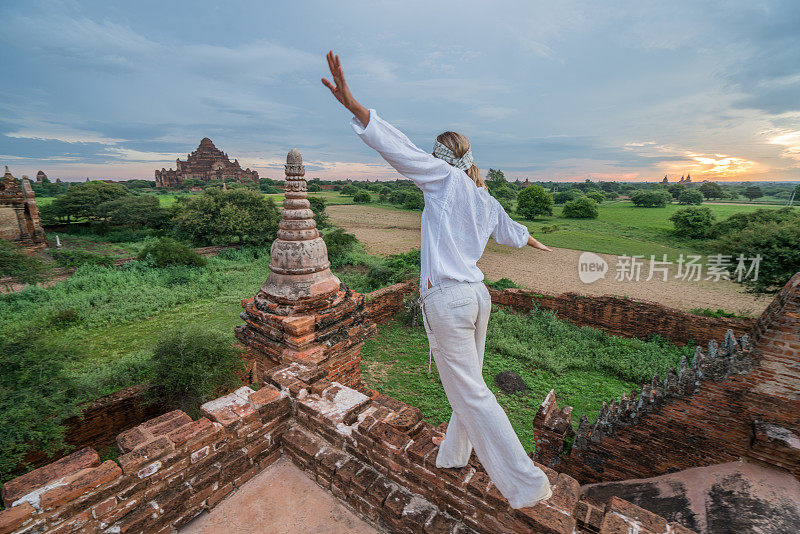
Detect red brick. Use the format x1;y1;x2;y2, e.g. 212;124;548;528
39;460;122;510
142;410;192;437
515;502;578;534
2;447;99;505
605;496;668;533
118;436;175;475
0;503;35;534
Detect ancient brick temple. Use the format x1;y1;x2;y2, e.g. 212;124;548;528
0;166;46;251
154;138;258;188
235;149;375;387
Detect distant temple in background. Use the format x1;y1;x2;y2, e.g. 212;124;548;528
155;138;259;188
662;174;692;184
0;166;46;251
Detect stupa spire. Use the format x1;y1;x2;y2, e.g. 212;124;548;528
256;149;340;307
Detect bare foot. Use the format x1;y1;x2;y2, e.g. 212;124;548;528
432;435;445;446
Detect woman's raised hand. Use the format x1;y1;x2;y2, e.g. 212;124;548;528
322;50;370;126
322;51;352;107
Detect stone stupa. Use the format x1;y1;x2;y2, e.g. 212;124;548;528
235;150;376;387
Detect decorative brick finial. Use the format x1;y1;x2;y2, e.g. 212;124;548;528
255;149;340;306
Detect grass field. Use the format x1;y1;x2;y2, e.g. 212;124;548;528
361;308;694;452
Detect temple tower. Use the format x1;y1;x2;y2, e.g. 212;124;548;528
0;166;46;251
235;150;375;387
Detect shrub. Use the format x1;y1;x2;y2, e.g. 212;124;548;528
403;192;425;210
562;197;599;218
365;249;420;290
708;219;800;292
50;249;115;269
677;189;704;205
47;308;82;328
586;191;605;204
308;196;330;229
389;190;409;205
149;327;245;417
0;337;80;484
553;191;578;204
137;238;207;267
630;190;670;207
353;190;372;203
323;228;359;269
0;241;46;287
711;207;800;238
173;188;280;246
669;207;715;239
485;278;520;290
516;185;553;219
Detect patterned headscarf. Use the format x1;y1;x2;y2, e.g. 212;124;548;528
432;140;474;171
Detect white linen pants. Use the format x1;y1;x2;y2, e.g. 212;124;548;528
419;279;551;509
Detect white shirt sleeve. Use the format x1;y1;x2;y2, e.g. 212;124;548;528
350;109;451;195
491;198;530;248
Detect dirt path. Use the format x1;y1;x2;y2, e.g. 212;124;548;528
328;205;772;317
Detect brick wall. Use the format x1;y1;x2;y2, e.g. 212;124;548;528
19;386;163;473
532;272;800;484
489;287;754;347
0;362;694;534
364;280;418;325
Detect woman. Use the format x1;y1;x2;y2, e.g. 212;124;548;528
322;51;554;509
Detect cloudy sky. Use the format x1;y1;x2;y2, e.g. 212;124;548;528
1;1;799;182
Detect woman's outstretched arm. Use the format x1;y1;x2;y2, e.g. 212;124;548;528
321;50;451;194
322;51;370;128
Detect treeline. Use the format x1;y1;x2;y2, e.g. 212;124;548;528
39;181;283;247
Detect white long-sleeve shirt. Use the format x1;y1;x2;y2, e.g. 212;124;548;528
351;109;531;289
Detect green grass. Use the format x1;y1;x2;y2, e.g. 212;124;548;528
512;200;798;258
361;307;695;452
0;245;376;403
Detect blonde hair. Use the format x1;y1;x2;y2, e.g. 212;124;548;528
435;131;486;188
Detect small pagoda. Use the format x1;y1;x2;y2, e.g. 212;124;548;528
0;166;46;251
235;149;375;387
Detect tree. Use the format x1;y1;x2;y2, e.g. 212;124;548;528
743;186;763;201
554;190;578;204
341;184;358;196
669;206;715;238
668;184;687;199
353;190;371;203
486;169;506;186
308;196;329;229
47;181;130;222
308;183;322;192
562;197;599;218
630;190;670;207
677;189;704;205
173;188;280;246
403;191;425;210
96;195;169;233
699;182;724;200
710;220;800;292
586;191;605;204
516;185;553;219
